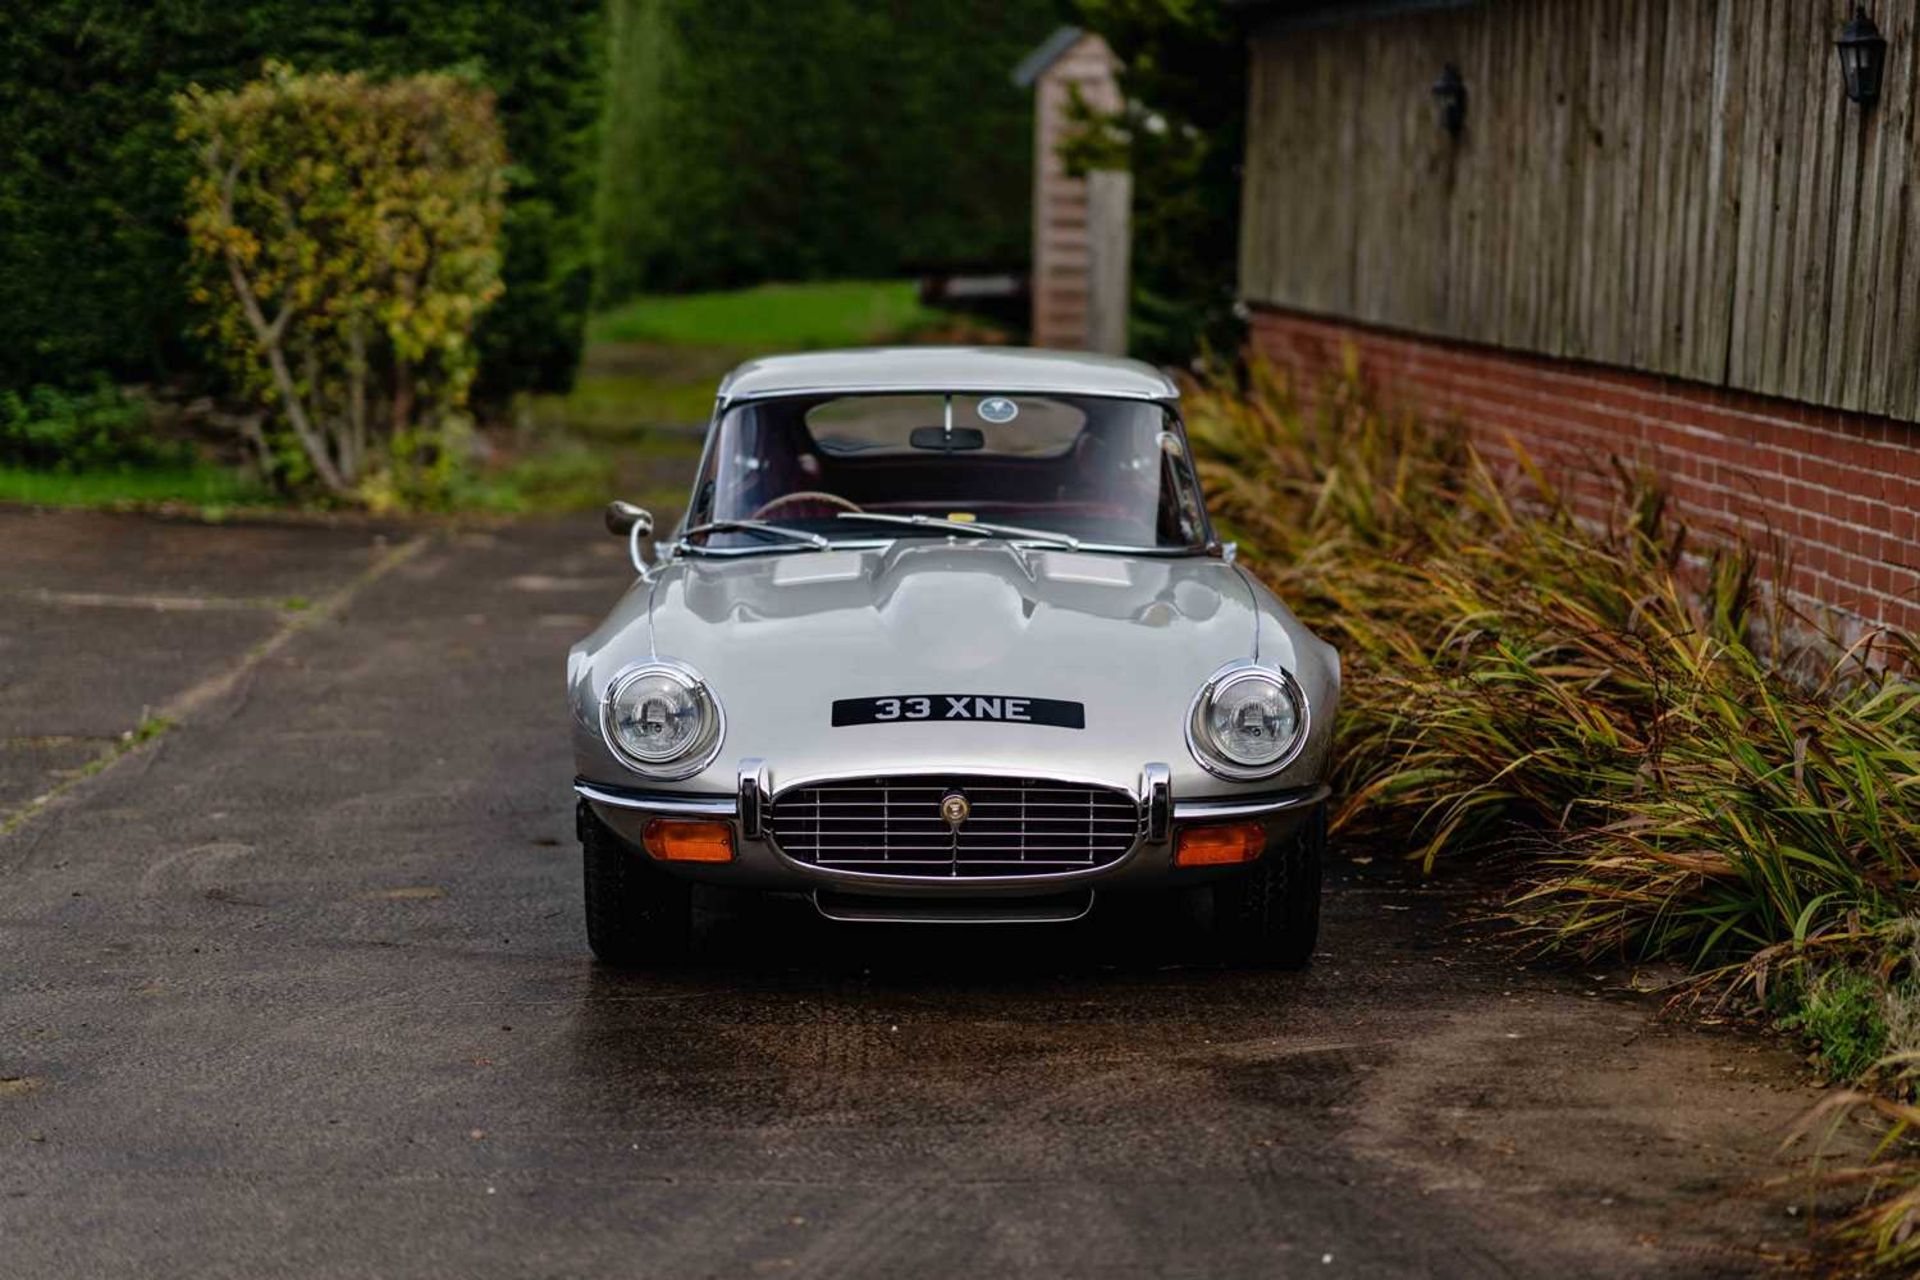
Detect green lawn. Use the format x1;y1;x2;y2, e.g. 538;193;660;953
525;350;728;435
518;278;972;506
0;464;271;512
590;279;942;349
4;281;986;517
534;278;985;435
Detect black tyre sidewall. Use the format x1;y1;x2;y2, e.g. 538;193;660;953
1213;805;1325;968
580;800;694;967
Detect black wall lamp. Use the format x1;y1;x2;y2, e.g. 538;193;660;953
1432;63;1467;136
1836;6;1888;106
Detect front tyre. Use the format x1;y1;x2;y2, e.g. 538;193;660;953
1211;806;1325;968
579;800;693;967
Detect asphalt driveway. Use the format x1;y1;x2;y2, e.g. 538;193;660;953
0;507;1844;1278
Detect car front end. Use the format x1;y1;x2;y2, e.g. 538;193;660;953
568;348;1339;959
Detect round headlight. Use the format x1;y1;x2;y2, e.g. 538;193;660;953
602;662;723;778
1187;664;1307;779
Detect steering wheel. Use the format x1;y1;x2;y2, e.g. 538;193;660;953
751;490;864;520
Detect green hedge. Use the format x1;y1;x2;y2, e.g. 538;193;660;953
597;0;1058;301
0;1;604;396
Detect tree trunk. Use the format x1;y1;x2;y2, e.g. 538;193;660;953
221;253;352;498
345;319;369;483
391;358;414;440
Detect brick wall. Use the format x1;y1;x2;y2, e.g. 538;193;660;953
1249;306;1920;635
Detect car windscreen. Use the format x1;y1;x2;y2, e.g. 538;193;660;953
682;392;1209;551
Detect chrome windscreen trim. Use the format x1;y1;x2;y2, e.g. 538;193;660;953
720;383;1176;407
574;779;737;818
1173;783;1330;822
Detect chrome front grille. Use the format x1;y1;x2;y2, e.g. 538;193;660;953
768;775;1141;878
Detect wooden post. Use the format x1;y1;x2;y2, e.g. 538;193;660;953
1085;168;1132;354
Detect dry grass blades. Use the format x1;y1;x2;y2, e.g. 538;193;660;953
1185;356;1919;1034
1186;355;1920;1269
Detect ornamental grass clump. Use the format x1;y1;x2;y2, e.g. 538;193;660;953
1190;355;1920;1269
1522;631;1920;977
177;64;507;507
1184;357;1920;1022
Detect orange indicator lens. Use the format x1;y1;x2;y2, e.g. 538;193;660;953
642;819;734;863
1174;821;1266;867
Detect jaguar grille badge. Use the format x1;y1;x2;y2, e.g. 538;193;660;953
939;791;970;828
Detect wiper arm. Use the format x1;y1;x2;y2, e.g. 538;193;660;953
833;512;990;539
832;511;1079;550
954;518;1081;550
678;519;829;550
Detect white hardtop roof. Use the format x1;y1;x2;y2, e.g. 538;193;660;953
715;346;1181;405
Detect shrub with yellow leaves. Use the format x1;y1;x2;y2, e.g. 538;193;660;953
178;63;507;506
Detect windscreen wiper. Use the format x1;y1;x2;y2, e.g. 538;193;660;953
677;519;829;551
833;511;1079;550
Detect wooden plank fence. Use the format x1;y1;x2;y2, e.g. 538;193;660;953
1239;0;1920;420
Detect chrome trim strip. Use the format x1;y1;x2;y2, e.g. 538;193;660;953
766;762;1137;799
1141;762;1172;844
1173;783;1330;822
811;890;1096;925
723;383;1177;406
766;854;1138;890
574;779;737;818
676;539;1205;560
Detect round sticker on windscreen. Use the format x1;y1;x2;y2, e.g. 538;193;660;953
977;396;1019;424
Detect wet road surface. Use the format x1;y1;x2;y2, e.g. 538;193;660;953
0;509;1837;1278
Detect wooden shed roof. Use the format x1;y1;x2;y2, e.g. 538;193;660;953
1011;26;1089;88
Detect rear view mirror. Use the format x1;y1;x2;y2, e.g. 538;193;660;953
605;501;653;537
909;425;986;452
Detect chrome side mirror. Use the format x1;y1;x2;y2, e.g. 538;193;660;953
606;501;656;577
605;501;653;537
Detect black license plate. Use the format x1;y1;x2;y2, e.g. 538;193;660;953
832;694;1085;729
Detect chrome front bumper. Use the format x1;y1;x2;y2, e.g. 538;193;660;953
575;761;1329;898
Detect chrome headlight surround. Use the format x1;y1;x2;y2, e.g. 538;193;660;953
1185;660;1310;781
599;660;726;781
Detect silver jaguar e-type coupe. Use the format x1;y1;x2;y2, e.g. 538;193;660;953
567;348;1339;966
